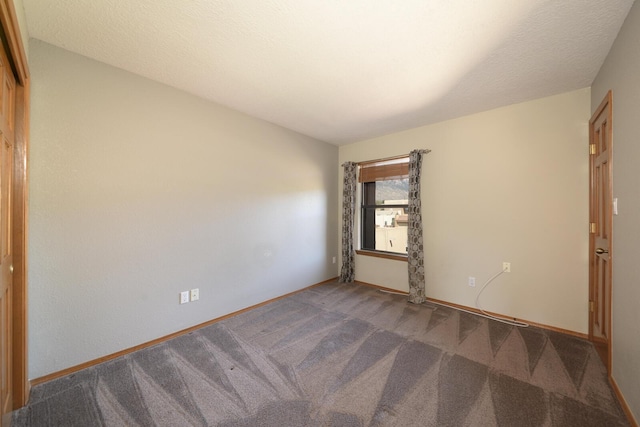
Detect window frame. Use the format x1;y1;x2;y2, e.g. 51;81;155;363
357;156;410;261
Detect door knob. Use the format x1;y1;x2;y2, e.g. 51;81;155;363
595;248;609;254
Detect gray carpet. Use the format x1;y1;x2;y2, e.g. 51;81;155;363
13;281;629;426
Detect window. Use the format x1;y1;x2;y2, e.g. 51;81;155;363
359;157;409;256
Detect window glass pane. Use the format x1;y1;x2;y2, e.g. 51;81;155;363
362;178;409;255
375;178;409;203
374;207;408;254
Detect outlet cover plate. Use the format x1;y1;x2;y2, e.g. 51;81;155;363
180;291;189;304
190;288;199;301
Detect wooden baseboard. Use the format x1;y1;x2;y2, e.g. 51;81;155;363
610;375;639;427
354;280;409;295
427;296;588;339
354;281;587;339
31;277;339;387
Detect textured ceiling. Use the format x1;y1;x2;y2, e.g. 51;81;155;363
22;0;634;145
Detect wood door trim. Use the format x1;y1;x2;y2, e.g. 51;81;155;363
10;80;27;408
0;0;29;83
588;90;613;374
0;0;29;409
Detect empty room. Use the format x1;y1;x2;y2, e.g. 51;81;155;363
0;0;638;425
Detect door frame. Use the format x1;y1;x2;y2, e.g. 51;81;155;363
588;91;613;374
0;0;29;409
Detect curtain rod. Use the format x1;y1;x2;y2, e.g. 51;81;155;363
357;150;432;166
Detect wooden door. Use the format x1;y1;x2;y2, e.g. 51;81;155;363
0;0;31;417
0;39;15;422
589;91;612;372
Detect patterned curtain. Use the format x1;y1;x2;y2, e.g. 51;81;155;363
339;162;357;283
407;149;430;303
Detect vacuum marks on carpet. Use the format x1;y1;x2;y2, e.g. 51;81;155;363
14;282;628;426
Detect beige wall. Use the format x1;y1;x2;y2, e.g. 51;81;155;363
591;1;640;422
28;40;339;378
339;88;591;333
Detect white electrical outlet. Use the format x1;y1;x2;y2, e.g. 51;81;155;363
180;291;190;304
503;262;511;273
468;276;476;287
332;256;336;264
190;288;199;302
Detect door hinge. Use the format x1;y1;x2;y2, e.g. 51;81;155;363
589;301;595;312
590;144;596;155
590;222;596;233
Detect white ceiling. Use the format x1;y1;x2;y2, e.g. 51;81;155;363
22;0;634;145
